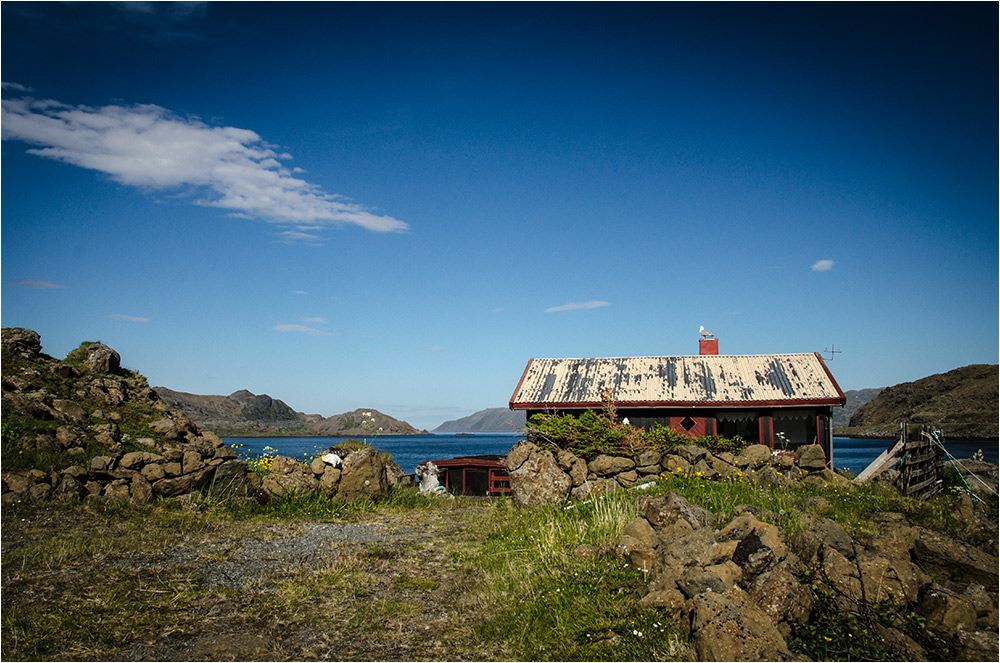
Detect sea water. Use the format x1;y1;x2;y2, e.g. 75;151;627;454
224;432;524;476
224;433;998;477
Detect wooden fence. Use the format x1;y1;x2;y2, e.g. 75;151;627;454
855;423;945;497
898;423;946;497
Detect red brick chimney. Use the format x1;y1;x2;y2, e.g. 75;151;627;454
699;338;719;355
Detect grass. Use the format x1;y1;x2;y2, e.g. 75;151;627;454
2;462;995;661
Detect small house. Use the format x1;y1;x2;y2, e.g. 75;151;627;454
509;338;846;464
424;455;511;496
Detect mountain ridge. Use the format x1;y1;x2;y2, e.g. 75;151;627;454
433;407;527;433
153;387;427;437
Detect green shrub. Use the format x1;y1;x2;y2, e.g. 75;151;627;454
526;407;747;460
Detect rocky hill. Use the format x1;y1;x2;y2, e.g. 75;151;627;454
846;364;998;439
1;328;258;503
433;407;527;433
153;387;426;437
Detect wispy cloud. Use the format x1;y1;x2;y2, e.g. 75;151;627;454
302;316;328;324
272;323;334;337
0;89;408;237
108;314;149;323
8;279;65;289
811;259;835;272
545;300;610;313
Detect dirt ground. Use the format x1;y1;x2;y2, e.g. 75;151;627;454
2;503;498;661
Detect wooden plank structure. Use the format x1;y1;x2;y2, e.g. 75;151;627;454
426;455;511;497
855;423;946;497
900;423;946;497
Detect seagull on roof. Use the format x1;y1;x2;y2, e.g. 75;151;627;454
699;325;714;339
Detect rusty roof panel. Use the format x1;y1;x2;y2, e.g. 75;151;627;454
510;354;844;408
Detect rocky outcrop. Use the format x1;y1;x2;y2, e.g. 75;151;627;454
2;329;259;505
613;490;999;661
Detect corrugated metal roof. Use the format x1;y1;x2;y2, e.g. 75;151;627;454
510;353;845;408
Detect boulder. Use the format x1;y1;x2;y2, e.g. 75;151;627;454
622;517;659;549
508;446;571;506
746;558;812;631
913;529;998;587
735;444;771;468
637;588;688;622
635;450;662;467
588;454;635;476
505;440;537;473
210;460;255;497
804;518;854;559
337;446;390;501
83;343;121;374
689;589;792;662
2;327;42;357
614;470;640;487
673;444;708;464
130;475;154;506
916;583;979;640
120;451;165;470
677;567;728;599
795;444;827;471
954;629;999;662
52;399;87;422
715;512;787;565
643;491;714;530
661;454;691;475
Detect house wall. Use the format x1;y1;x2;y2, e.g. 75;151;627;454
523;406;834;459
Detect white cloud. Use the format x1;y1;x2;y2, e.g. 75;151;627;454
8;279;64;289
811;259;835;272
108;313;149;322
302;316;328;324
0;90;408;236
545;300;610;313
272;324;333;336
291;290;308;295
427;345;446;352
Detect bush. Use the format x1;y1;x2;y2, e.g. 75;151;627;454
526;402;747;461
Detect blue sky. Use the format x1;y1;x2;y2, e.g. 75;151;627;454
2;2;997;431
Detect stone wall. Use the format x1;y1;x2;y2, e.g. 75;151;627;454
506;440;839;507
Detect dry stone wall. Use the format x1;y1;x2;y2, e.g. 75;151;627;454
506;439;849;507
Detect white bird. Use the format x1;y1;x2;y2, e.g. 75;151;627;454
699;325;714;339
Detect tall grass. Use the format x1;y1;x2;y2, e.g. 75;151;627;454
462;491;687;661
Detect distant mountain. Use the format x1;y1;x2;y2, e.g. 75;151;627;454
433;407;526;433
153;387;427;437
832;388;884;427
843;364;998;439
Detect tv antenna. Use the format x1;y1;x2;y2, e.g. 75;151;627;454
822;344;842;361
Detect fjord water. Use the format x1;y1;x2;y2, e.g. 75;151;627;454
224;432;524;476
227;433;997;478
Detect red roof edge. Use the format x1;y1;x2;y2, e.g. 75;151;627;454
509;358;534;409
510;398;845;410
814;352;847;406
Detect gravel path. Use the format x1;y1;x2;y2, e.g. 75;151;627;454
201;522;387;589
